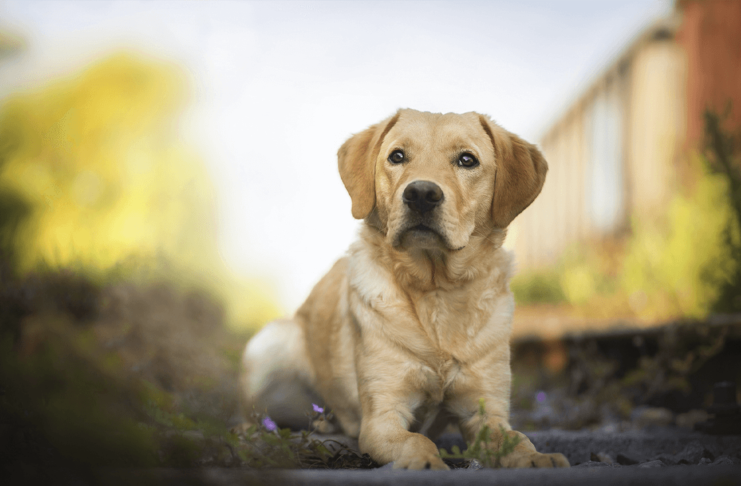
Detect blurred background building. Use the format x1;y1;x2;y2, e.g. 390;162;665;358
512;0;741;270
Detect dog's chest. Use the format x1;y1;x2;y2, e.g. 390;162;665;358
414;287;495;356
406;285;506;397
415;354;461;402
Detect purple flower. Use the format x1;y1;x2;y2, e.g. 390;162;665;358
262;416;277;431
312;403;324;414
536;391;547;404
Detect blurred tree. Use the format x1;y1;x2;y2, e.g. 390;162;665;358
0;53;279;329
0;53;207;271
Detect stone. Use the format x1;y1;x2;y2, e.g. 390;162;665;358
590;452;614;464
630;407;673;428
674;441;712;464
575;461;611;468
676;409;709;430
616;454;638;466
710;455;740;466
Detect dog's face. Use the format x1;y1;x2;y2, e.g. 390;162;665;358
338;109;547;252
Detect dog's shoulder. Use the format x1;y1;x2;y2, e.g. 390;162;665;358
296;257;349;324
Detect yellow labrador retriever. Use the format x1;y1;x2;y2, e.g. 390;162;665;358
239;109;569;469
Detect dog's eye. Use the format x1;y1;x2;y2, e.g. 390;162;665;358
388;150;405;164
457;153;479;168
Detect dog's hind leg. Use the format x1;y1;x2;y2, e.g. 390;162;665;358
236;319;321;431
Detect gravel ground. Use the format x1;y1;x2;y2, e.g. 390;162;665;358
436;428;741;468
11;428;739;485
14;463;741;486
526;429;741;467
139;465;741;486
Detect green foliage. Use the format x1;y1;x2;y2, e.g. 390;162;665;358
510;110;741;322
0;266;371;471
0;52;280;331
0;187;30;262
0;267;244;469
703;108;741;312
620;159;735;319
510;322;730;430
439;398;520;468
0;57;284;471
619;323;727;399
619;109;741;319
235;422;332;469
511;270;566;305
229;408;382;469
0;317;160;468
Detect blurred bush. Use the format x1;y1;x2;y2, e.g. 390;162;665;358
620;151;735;319
510;269;565;305
0;53;291;470
0;268;247;469
511;110;740;322
510;320;733;431
0;267;358;471
0;52;280;330
703;108;741;313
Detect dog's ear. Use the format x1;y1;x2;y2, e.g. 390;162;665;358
479;115;548;229
338;111;401;219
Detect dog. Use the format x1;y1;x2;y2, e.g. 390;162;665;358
238;109;569;469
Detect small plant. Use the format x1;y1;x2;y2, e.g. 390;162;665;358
232;404;380;469
231;406;332;468
439;398;520;468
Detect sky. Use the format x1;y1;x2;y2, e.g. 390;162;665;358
0;0;671;311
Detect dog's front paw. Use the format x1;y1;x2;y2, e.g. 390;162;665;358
392;451;450;470
500;451;570;468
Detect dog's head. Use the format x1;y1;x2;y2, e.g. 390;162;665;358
338;109;547;252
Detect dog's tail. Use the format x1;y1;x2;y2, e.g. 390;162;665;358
236;319;320;431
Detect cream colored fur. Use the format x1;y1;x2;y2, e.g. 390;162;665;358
238;109;569;469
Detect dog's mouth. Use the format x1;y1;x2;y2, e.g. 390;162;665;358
393;222;451;250
409;224;436;234
389;210;468;251
402;223;443;241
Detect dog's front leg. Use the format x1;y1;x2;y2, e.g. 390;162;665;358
358;407;450;470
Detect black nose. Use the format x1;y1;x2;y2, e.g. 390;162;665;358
402;180;444;214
